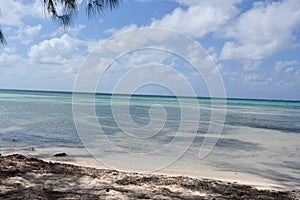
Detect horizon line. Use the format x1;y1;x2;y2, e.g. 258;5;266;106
0;88;299;103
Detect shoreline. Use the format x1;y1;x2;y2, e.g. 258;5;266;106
56;157;284;191
0;154;299;199
0;149;296;191
1;148;298;191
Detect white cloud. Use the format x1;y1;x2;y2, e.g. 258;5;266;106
220;0;300;60
284;67;294;74
22;25;42;37
185;43;217;71
0;34;95;79
243;61;261;71
0;0;43;26
274;60;299;84
118;49;170;69
27;34;93;75
90;26;224;96
222;69;242;81
0;53;23;68
151;0;241;38
175;0;241;7
99;63;195;96
94;28;174;55
11;24;42;45
240;59;300;87
274;60;298;71
28;34;81;65
244;73;272;85
105;24;139;35
174;0;200;6
50;24;86;37
3;47;17;54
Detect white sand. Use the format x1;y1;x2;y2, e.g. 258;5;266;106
56;157;284;191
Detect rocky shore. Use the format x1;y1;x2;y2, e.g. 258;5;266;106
0;154;299;199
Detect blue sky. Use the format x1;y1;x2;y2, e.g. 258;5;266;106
0;0;300;100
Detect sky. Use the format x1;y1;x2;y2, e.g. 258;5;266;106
0;0;300;100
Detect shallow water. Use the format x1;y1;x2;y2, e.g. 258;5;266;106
0;89;299;189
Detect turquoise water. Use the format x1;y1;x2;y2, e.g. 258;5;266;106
0;89;300;188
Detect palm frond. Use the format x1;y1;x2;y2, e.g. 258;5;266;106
44;0;58;16
0;30;7;46
44;0;77;27
44;0;121;26
86;0;121;18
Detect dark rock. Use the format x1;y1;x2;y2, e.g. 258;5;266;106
53;152;67;157
13;154;27;160
27;147;35;151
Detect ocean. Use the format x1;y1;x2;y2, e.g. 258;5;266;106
0;89;299;188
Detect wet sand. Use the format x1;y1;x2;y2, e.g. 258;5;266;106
0;154;299;199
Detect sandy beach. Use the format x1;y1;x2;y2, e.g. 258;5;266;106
0;154;299;200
